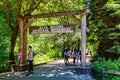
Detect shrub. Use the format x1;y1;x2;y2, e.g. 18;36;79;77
47;49;62;60
0;63;9;73
92;57;120;80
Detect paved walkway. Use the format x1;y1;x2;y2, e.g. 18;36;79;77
0;59;95;80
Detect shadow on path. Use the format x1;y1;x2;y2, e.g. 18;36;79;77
0;59;94;80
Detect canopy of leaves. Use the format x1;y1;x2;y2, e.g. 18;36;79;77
88;0;120;59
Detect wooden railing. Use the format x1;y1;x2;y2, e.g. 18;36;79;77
102;69;120;78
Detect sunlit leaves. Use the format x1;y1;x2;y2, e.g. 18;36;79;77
104;0;120;17
72;30;81;41
32;0;85;15
92;57;120;79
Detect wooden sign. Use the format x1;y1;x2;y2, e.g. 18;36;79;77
29;24;76;34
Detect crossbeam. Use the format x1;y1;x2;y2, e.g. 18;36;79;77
22;10;88;19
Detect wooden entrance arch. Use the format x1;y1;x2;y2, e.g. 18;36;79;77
17;9;90;67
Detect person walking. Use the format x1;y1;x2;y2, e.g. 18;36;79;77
76;50;80;65
62;48;66;58
64;49;69;64
26;46;34;76
72;49;76;65
79;49;81;64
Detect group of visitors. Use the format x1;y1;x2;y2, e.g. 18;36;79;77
17;46;34;76
62;48;81;65
16;46;90;76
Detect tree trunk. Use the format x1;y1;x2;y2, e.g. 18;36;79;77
98;40;120;60
18;19;28;64
9;26;19;64
22;28;27;63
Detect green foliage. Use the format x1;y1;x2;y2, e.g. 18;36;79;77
0;14;10;72
92;58;120;80
32;0;85;14
0;63;9;73
47;48;62;60
34;54;51;64
88;0;120;59
0;37;9;73
3;0;120;76
0;0;87;73
27;34;62;64
0;9;10;73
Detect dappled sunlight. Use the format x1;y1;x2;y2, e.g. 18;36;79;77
46;73;55;77
0;0;119;80
0;59;94;80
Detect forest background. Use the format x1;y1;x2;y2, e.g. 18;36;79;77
0;0;120;79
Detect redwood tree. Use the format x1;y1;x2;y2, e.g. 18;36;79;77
89;0;120;59
1;0;43;63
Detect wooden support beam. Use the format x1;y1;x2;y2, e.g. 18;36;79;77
70;15;81;24
18;18;27;64
23;26;27;64
23;10;86;19
70;15;90;32
80;9;90;67
102;71;120;75
19;19;24;52
24;17;35;32
70;14;88;67
81;14;87;67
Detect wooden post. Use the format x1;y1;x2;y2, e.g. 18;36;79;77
70;14;86;67
19;19;27;64
23;27;27;64
19;19;24;56
22;18;34;63
18;18;34;64
81;14;87;67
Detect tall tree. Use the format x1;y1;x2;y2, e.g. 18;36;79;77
89;0;120;59
0;0;43;63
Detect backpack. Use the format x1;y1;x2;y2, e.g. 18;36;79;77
33;51;36;57
64;51;69;56
64;52;67;56
29;50;35;57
